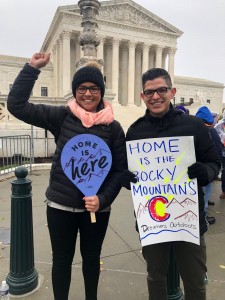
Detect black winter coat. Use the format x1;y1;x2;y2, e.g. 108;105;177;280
7;64;126;211
126;106;221;235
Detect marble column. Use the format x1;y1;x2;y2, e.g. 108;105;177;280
112;38;120;103
168;48;176;85
155;45;163;68
104;42;112;90
74;37;80;64
119;44;128;106
97;36;104;72
52;45;58;97
71;40;76;82
62;30;71;95
135;46;142;106
127;41;136;105
142;43;149;74
162;50;167;69
149;48;155;69
59;38;63;97
141;44;150;107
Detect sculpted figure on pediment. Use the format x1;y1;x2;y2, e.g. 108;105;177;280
116;6;124;20
99;6;174;33
140;16;150;27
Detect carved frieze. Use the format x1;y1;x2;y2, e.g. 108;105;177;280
98;4;175;33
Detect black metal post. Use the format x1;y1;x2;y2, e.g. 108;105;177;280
6;167;38;295
167;247;184;299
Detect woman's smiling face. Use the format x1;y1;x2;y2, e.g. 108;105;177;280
75;82;101;112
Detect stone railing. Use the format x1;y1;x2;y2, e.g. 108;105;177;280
0;95;66;157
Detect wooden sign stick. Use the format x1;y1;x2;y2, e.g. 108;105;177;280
90;212;96;223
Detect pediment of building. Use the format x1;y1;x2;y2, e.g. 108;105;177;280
63;0;182;36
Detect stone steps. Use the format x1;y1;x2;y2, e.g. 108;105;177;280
112;103;145;133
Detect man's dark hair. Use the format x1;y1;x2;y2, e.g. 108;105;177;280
142;68;172;89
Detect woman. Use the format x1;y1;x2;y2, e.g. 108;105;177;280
7;53;126;300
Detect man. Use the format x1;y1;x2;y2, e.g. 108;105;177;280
215;111;225;199
125;68;220;300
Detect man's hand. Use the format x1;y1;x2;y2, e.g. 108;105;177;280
29;52;51;70
120;169;137;190
187;162;209;186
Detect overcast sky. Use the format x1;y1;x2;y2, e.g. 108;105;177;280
1;0;225;100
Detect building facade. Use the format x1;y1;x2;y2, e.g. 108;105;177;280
0;0;224;156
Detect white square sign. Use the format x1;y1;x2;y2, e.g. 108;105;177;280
126;136;200;246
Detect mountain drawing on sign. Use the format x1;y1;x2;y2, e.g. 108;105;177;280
166;197;184;208
134;197;198;221
166;197;197;209
85;148;111;162
175;210;198;222
76;169;109;185
180;198;197;206
166;197;197;222
136;202;148;219
63;157;77;171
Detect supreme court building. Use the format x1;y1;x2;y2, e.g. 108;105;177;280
0;0;224;156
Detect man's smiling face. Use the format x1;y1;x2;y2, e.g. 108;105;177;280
141;77;176;117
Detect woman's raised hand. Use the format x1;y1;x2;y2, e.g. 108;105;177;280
29;52;51;69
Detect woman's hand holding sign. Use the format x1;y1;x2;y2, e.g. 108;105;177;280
83;195;100;212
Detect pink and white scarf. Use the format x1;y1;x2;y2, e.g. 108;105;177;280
67;99;114;128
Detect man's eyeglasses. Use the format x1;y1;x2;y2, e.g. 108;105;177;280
143;87;171;98
77;86;100;94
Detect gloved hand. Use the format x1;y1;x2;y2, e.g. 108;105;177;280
120;169;137;190
187;162;209;186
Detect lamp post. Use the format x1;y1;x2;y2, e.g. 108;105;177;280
167;247;184;300
76;0;103;69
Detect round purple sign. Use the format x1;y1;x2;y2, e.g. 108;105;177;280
61;134;112;196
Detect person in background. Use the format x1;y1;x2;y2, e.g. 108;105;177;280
215;110;225;199
7;52;126;300
175;105;189;114
123;68;220;300
195;106;223;225
212;112;219;126
212;112;221;181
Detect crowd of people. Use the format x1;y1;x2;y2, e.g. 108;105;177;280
175;105;225;225
7;52;224;300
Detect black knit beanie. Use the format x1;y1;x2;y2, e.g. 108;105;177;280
72;66;105;99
